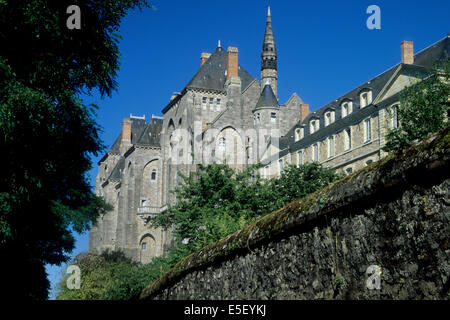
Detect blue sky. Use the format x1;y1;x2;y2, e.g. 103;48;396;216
46;0;450;298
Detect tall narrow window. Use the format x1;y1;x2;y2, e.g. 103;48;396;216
342;103;348;118
271;113;277;124
209;97;214;110
216;98;221;111
218;137;226;153
364;118;371;142
310;120;318;134
360;90;372;108
344;128;351;151
313;144;319;162
392;105;399;129
279;159;283;174
202;97;207;110
325;112;331;127
297;150;303;167
151;170;156;180
327;136;334;158
295;128;301;142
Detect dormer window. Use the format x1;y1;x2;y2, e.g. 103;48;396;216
360;90;372;108
341;101;352;118
324;110;335;127
295;128;304;142
310;119;318;134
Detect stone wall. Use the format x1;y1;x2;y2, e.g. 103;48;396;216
140;127;450;300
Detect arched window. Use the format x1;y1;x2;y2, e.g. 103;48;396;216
341;100;353;118
295;128;301;142
324;110;335;127
360;89;373;108
310;119;318;134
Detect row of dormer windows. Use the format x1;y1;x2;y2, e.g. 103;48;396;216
294;90;373;142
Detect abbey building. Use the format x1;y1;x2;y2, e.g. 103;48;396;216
89;8;449;263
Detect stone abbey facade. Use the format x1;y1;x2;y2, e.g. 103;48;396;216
88;8;449;264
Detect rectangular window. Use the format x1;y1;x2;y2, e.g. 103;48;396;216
393;105;398;129
327;136;334;158
202;97;207;110
313;144;318;162
344;128;351;151
364;119;371;142
297;150;303;167
209;97;214;109
141;242;147;250
271;113;277;123
216;98;221;111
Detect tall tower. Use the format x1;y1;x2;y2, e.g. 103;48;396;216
261;6;278;97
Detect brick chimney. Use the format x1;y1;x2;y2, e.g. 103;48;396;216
401;41;414;64
227;47;238;80
300;104;310;123
201;52;211;66
122;118;132;145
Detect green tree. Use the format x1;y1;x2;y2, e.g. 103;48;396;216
152;163;342;256
0;0;150;300
383;58;450;153
274;162;344;204
56;251;171;300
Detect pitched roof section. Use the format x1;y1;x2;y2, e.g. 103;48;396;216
254;84;279;110
274;34;449;156
136;117;163;146
185;47;256;93
108;156;125;181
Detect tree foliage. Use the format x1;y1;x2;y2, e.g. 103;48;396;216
152;163;342;257
56;250;171;300
0;0;150;300
383;58;450;153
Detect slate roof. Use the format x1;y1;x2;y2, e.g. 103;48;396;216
108;156;125;181
254;84;279;110
274;35;450;156
185;46;256;92
136;117;163;146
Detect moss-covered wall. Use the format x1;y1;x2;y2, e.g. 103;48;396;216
140;127;450;300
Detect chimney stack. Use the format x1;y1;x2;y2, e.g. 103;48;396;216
201;52;211;66
300;104;310;123
122;118;132;145
401;41;414;65
227;47;239;80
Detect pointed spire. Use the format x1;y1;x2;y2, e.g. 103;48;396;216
218;40;221;48
261;6;277;70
